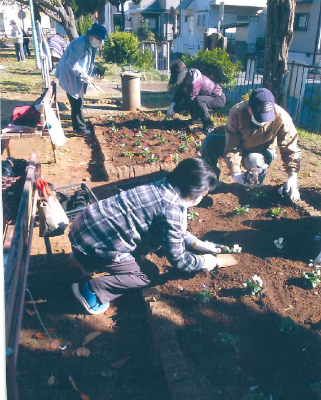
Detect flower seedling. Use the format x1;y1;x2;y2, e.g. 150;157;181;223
274;237;285;250
134;131;143;138
269;207;283;219
194;289;211;303
134;140;142;147
118;113;125;119
277;317;298;335
187;135;195;143
123;151;134;160
142;146;150;156
178;143;188;152
250;190;267;200
234;205;250;215
140;125;147;132
187;211;199;220
153;132;162;140
120;143;126;148
120;133;127;139
303;268;321;288
147;154;159;164
158;137;166;145
172;153;180;163
111;124;118;133
194;140;202;150
216;332;240;353
157;110;163;117
225;244;242;254
243;275;263;296
180;133;188;141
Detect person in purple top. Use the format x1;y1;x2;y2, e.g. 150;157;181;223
167;59;226;134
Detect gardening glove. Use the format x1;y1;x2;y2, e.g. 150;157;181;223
200;254;222;272
233;172;247;186
167;102;176;117
284;172;300;203
193;239;227;254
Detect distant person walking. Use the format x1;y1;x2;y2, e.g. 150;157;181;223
10;20;25;62
22;29;31;57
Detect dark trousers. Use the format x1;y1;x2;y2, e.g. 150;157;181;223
175;93;226;127
201;133;226;179
66;93;86;132
14;43;25;62
72;248;152;304
23;40;31;56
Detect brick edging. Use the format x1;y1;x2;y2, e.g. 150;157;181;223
142;286;211;400
92;122;176;182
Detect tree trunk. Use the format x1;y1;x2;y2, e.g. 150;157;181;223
121;1;125;31
263;0;296;105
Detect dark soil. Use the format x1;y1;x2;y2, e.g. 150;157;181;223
93;111;203;167
7;110;321;400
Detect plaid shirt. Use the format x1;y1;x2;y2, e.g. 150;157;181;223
69;178;203;273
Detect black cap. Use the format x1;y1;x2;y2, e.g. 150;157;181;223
248;88;275;123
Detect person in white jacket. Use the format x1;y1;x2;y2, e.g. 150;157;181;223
10;20;25;62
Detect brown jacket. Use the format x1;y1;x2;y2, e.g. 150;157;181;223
224;100;301;174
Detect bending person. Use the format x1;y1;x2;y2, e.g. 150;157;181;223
55;23;106;136
70;158;227;315
202;88;301;202
167;59;226;134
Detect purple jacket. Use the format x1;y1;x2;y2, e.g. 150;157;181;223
173;69;223;104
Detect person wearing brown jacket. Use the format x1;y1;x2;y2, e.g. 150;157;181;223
201;88;301;202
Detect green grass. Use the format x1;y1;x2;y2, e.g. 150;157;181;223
297;127;321;146
0;48;44;95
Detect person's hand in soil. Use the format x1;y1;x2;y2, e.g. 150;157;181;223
284;172;300;203
193;239;228;254
166;102;176;117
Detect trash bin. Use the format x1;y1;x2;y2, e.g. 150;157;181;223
120;71;141;111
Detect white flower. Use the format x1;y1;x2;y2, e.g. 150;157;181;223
243;282;248;287
252;275;263;287
232;244;242;253
274;237;284;249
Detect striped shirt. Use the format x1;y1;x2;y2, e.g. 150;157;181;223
69;178;203;273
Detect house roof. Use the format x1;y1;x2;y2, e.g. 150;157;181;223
125;0;166;14
177;0;194;11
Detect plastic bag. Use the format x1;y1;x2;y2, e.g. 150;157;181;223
44;100;66;146
37;178;69;237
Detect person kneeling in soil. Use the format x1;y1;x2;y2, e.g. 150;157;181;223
167;60;226;135
201;88;301;202
70;158;227;315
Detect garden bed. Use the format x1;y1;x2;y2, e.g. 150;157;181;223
143;181;321;400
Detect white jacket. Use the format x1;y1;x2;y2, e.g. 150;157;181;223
11;25;23;44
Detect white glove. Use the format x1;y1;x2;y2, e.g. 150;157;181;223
201;254;222;272
167;102;176;117
284;172;300;203
233;173;247;186
83;76;93;84
193;239;227;254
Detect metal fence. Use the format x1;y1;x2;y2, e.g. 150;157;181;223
139;41;170;75
227;58;321;133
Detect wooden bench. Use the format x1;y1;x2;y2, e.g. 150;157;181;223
1;81;60;163
4;153;39;400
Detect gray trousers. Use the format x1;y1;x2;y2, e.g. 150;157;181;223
72;248;152;304
14;42;25;62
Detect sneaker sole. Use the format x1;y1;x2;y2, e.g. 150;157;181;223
71;283;106;315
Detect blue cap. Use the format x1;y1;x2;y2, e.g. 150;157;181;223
87;23;107;41
249;88;275;123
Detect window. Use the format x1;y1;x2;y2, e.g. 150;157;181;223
196;13;205;28
237;15;249;22
146;17;156;29
294;13;309;31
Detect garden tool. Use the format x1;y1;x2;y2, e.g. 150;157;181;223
89;80;106;94
216;254;239;268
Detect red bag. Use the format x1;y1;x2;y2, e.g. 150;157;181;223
12;105;41;126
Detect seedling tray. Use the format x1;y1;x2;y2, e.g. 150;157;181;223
54;182;98;221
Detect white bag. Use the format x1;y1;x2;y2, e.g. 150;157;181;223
38;194;69;237
44;100;66;146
